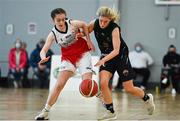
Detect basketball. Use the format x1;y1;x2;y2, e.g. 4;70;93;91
79;79;98;97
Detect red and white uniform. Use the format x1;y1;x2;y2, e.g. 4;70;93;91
52;19;92;74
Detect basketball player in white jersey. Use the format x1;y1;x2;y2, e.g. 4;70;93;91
35;8;95;120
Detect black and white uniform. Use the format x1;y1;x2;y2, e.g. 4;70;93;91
94;19;135;82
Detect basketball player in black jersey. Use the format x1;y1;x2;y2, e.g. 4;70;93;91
88;6;155;120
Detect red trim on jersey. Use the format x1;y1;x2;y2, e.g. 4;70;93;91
61;37;90;66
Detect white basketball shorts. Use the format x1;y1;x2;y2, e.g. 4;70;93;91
59;52;92;75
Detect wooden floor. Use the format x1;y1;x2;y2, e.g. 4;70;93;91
0;88;180;120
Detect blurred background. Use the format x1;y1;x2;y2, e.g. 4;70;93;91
0;0;180;89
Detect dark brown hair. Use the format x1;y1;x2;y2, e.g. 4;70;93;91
51;8;66;19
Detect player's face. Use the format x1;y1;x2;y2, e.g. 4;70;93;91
53;13;66;29
99;16;111;29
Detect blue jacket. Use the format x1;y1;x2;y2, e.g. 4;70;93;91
30;44;54;69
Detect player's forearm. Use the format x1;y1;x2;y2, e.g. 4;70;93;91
40;49;47;60
82;24;91;42
102;50;119;63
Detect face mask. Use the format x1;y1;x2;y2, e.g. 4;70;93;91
168;51;175;55
15;43;21;49
135;46;142;52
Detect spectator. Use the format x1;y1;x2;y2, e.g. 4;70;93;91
30;39;54;88
0;66;1;79
21;41;30;88
129;42;154;90
8;38;27;88
161;45;180;94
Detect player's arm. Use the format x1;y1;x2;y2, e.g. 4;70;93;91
71;20;91;41
39;32;54;64
95;27;120;66
103;27;120;61
88;20;95;33
71;20;95;51
76;19;95;36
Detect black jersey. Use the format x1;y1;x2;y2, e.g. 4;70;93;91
94;19;128;58
94;19;135;81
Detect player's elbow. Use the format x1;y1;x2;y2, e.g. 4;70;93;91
114;49;119;56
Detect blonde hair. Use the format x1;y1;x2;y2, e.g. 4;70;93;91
96;6;120;23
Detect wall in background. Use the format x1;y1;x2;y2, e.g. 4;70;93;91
120;0;180;82
0;0;180;84
0;0;118;77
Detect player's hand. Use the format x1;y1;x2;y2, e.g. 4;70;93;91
87;40;95;52
38;56;50;65
94;59;105;67
76;32;84;38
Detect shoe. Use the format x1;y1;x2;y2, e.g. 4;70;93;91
171;88;176;95
35;108;49;120
98;110;117;121
145;93;155;115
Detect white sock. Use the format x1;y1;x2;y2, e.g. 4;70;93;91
45;104;51;111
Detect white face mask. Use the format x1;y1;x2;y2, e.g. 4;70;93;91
135;46;142;52
15;42;21;49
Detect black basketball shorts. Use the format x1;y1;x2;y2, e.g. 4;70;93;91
99;56;135;82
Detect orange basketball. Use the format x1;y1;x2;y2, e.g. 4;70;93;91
79;79;98;97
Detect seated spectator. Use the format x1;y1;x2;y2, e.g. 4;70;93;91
161;45;180;94
129;42;154;90
21;41;30;88
30;39;54;88
0;66;1;79
8;38;27;88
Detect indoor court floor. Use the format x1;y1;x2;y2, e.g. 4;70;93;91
0;88;180;120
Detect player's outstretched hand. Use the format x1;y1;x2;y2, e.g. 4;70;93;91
38;56;50;65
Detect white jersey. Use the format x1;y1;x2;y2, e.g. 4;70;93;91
129;50;154;68
52;19;77;47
